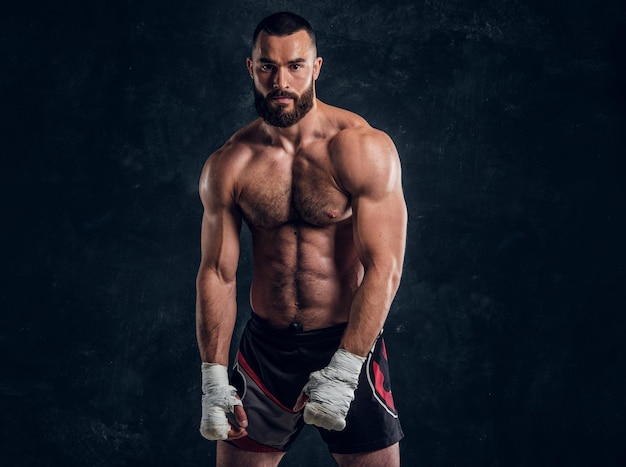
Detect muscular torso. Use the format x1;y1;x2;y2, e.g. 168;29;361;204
230;107;367;329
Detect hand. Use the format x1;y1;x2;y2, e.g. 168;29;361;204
200;363;248;440
292;392;309;412
225;396;249;440
292;349;366;431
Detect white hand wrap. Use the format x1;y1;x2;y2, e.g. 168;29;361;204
301;349;366;431
199;363;242;440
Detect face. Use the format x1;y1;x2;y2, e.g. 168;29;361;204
247;30;323;128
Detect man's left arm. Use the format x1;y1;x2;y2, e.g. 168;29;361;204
339;127;407;356
295;128;407;431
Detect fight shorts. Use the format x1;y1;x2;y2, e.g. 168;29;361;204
226;312;404;454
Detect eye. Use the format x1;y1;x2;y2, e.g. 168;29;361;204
260;64;275;72
290;64;303;71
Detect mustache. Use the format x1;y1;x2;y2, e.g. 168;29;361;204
267;90;299;99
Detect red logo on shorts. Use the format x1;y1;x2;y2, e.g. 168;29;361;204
367;340;398;417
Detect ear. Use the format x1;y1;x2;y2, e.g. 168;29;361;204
313;57;323;81
246;57;253;79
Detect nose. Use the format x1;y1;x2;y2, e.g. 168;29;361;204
273;67;289;89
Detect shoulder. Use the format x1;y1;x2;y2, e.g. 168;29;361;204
199;120;264;203
329;123;401;196
318;101;370;131
318;102;396;157
202;121;264;174
332;125;396;155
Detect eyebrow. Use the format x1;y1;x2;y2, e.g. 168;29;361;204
258;57;307;64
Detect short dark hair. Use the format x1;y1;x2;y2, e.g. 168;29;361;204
252;12;316;50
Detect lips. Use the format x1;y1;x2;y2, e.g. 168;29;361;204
272;96;293;104
269;93;294;107
268;91;297;101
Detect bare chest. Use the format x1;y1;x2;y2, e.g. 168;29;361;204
238;146;351;228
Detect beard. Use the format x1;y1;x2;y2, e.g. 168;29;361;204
254;81;315;128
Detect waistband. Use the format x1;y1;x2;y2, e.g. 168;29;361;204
246;311;348;347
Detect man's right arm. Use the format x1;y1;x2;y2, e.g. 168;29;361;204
195;151;248;440
195;152;241;365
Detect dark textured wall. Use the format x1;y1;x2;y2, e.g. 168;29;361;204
2;0;625;466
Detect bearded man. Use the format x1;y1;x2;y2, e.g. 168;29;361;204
196;11;407;466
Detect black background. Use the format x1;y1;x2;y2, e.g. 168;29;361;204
2;0;625;466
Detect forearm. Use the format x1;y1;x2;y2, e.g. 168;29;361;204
340;263;402;357
195;269;238;365
297;264;400;431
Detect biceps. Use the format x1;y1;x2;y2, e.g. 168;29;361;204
199;208;242;283
353;192;407;270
